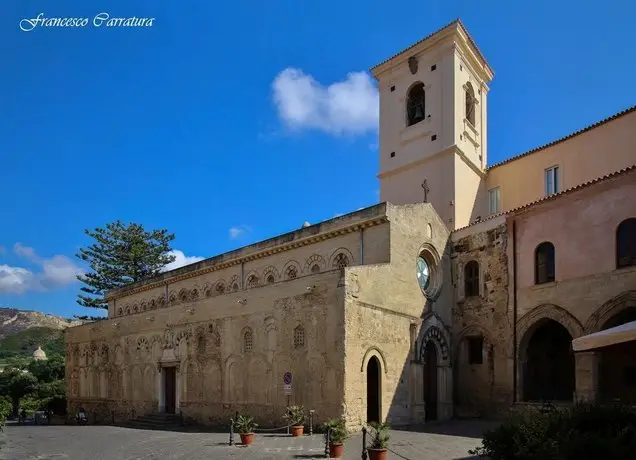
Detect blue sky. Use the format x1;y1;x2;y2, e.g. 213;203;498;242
0;1;634;319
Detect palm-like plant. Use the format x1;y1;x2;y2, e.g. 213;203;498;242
368;421;390;449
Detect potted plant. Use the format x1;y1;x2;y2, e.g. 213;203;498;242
234;413;258;445
367;421;390;460
283;405;307;437
324;417;348;458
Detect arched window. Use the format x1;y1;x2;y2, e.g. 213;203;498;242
286;266;298;280
535;242;555;284
190;289;199;300
617;218;636;269
311;264;320;274
333;253;350;270
118;308;123;316
246;275;259;289
216;283;225;295
243;329;253;353
293;325;305;348
465;82;476;126
266;274;275;284
232;283;239;292
406;82;426;126
464;260;480;297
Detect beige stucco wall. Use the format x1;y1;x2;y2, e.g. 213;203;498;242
487;109;636;214
511;169;636;400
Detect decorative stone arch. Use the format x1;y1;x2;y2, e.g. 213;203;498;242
516;304;582;402
132;302;140;314
200;282;211;298
189;284;201;300
584;290;636;333
304;254;326;274
419;325;450;363
261;265;279;283
223;354;245;402
227;275;240;292
244;271;260;289
214;279;226;295
416;242;444;301
452;323;495;362
516;304;584;357
418;316;453;421
360;347;389;374
168;290;177;305
178;288;188;302
282;260;302;280
329;247;354;270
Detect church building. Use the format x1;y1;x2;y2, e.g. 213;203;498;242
65;19;636;429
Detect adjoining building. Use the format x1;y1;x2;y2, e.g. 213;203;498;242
65;19;636;429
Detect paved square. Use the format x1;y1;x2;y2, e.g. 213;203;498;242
0;420;495;459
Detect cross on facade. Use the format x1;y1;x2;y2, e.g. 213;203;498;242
421;179;430;203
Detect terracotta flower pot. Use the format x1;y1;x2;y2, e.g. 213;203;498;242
368;448;388;460
291;425;304;437
329;442;344;458
240;433;254;445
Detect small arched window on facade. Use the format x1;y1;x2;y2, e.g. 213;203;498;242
216;283;225;295
333;253;350;270
246;275;259;289
464;260;480;297
617;218;636;269
232;283;239;292
118;308;123;316
266;274;275;284
286;266;298;280
535;242;556;284
311;264;320;274
293;325;305;348
406;82;426;126
243;329;253;353
465;82;476;126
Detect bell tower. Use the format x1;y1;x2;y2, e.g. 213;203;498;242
371;20;494;230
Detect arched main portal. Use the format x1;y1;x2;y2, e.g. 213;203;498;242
423;341;438;421
366;356;381;423
522;319;574;402
599;307;636;403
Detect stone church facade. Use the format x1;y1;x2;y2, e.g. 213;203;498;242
65;20;636;429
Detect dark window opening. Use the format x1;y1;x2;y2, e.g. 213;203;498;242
464;260;480;297
617;218;636;269
406;83;426;126
468;337;483;365
535;242;555;284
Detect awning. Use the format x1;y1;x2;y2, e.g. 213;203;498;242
572;320;636;352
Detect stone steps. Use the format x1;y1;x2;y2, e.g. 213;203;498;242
125;412;183;431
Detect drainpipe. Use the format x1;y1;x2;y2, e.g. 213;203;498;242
360;227;365;264
512;219;518;402
241;262;245;289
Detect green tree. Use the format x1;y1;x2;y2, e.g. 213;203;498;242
76;220;176;310
28;356;65;383
7;372;38;416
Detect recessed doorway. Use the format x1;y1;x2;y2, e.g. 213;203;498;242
366;356;381;423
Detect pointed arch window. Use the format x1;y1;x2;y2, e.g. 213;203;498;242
465;82;476;126
243;329;253;353
535;242;555;284
285;266;298;280
293;325;305;348
617;218;636;269
464;260;480;297
406;82;426;126
333;253;350;270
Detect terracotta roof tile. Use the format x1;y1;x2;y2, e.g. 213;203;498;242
453;165;636;232
487;105;636;170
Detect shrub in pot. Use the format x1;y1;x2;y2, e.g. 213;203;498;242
234;413;258;446
283;405;306;436
367;421;390;460
323;417;348;458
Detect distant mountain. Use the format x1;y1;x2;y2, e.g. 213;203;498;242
0;307;84;340
0;327;65;359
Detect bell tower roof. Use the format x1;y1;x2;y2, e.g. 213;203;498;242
370;19;494;84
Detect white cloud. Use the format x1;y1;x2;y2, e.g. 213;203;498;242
229;225;252;240
162;250;205;272
0;243;84;294
272;68;379;136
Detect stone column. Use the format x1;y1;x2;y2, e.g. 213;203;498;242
574;351;600;403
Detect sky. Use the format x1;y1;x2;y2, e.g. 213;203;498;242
0;1;634;319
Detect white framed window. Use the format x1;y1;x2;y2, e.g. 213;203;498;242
545;166;560;196
488;187;501;215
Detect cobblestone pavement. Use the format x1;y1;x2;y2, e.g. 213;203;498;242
0;420;496;459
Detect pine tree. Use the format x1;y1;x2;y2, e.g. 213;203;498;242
76;221;176;310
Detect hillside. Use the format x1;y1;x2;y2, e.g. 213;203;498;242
0;327;65;359
0;307;83;340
